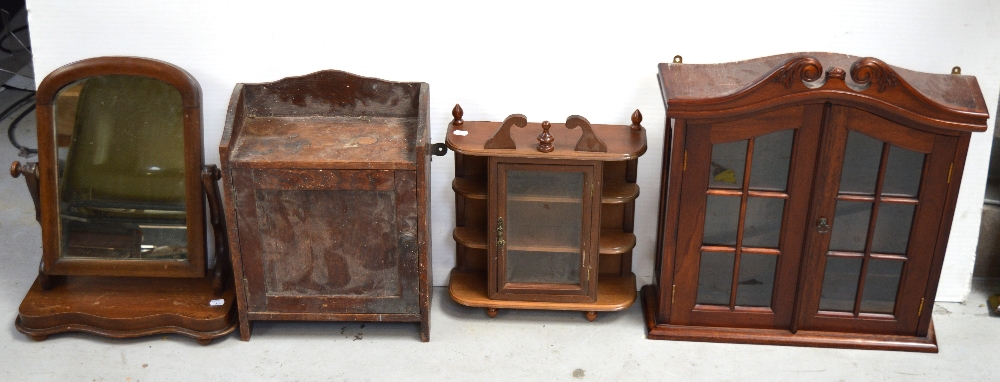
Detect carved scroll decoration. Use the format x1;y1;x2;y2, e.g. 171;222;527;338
565;115;607;152
484;114;528;149
850;57;900;93
772;56;823;89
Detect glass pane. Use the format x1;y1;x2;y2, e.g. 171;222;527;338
742;197;784;248
505;170;584;285
871;203;916;255
860;259;904;314
839;131;883;195
703;195;741;246
749;129;794;191
506;171;583;250
819;256;863;312
506;250;580;284
507;170;583;199
882;145;925;197
709;140;747;189
697;251;734;305
829;201;872;252
735;254;777;307
55;75;188;261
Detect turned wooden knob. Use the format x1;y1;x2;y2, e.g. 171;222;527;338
537;121;554;153
630;109;643;131
10;161;22;178
452;104;464;126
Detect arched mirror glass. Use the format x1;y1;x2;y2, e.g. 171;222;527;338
53;75;188;261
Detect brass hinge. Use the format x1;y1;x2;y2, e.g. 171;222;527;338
947;163;953;184
590;182;594;198
917;298;925;318
671;284;676;304
682;151;688;171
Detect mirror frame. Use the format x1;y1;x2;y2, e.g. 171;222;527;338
35;57;205;277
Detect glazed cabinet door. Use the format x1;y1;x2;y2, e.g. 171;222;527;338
231;168;420;315
671;106;822;328
487;157;602;303
796;106;957;335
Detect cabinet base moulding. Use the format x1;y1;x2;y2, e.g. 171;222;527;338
16;275;238;345
640;286;937;353
449;269;636;313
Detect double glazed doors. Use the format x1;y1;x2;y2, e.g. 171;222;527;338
672;106;822;329
797;106;957;335
673;104;956;335
488;157;602;303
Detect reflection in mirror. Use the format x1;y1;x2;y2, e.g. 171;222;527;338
703;195;741;246
54;75;188;261
708;140;747;189
829;201;872;252
819;256;862;312
696;251;734;305
839;131;882;195
742;197;784;248
748;129;794;192
882;145;925;197
871;203;915;255
735;253;777;307
860;259;904;314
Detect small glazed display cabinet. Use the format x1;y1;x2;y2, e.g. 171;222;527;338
446;105;646;320
11;57;236;344
643;53;989;352
220;70;434;341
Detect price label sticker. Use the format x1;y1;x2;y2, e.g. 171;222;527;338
453;130;468;136
209;299;225;306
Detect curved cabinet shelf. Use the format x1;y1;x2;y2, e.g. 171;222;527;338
452;177;638;205
453;226;634;256
452;178;486;200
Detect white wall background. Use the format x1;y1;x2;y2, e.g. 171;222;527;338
25;0;999;302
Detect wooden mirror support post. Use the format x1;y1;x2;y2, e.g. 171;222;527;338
447;104;646;321
12;57;237;344
219;70;435;341
644;53;989;352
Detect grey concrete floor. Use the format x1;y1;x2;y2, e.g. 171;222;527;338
2;105;1000;381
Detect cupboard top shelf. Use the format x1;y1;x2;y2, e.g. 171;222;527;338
659;52;988;132
446;120;646;161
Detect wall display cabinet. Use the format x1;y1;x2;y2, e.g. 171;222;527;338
11;57;236;344
643;53;989;352
220;70;435;341
447;105;646;321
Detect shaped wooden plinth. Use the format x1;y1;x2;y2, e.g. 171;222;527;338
16;275;237;344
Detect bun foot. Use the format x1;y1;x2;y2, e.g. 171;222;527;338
29;334;48;342
486;308;499;318
197;338;213;346
585;311;597;322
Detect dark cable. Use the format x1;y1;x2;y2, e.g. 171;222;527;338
5;92;35;154
0;25;27;53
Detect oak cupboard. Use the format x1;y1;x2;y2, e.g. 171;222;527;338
642;53;989;352
219;70;433;341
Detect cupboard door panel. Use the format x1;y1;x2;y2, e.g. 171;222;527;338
488;159;602;303
671;105;821;328
798;106;956;335
233;169;420;314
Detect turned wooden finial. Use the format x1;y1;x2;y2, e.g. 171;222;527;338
630;109;643;131
10;161;22;178
537;121;554;153
452;104;464;126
